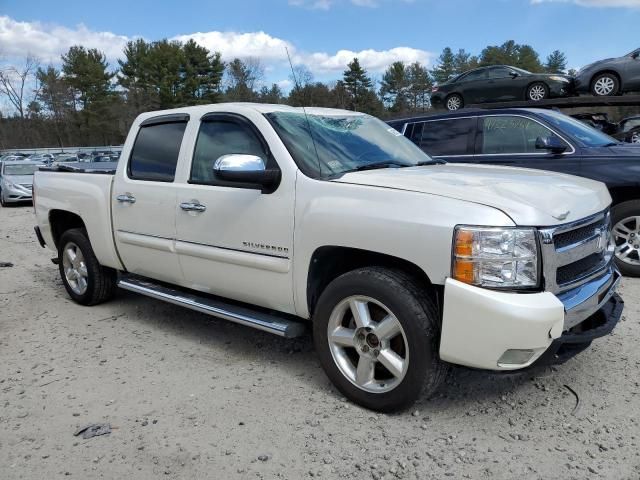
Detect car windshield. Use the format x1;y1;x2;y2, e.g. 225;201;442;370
625;48;640;56
265;111;435;178
3;164;40;175
536;110;618;147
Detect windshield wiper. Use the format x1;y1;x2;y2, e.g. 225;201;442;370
416;159;446;166
351;161;409;172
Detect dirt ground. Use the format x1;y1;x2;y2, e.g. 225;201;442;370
1;204;639;480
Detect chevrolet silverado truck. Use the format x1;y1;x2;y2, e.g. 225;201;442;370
33;103;623;412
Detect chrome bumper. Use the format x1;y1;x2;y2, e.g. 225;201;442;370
557;264;621;331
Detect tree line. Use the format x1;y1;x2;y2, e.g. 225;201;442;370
0;39;570;149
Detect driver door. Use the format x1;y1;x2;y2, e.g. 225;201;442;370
173;113;295;313
624;49;640;90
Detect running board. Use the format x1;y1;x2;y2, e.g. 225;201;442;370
117;275;307;338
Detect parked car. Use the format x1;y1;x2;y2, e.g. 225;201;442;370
571;112;640;144
575;48;640;96
431;65;573;111
52;154;79;165
388;108;640;276
0;154;27;162
33;103;622;412
0;160;42;206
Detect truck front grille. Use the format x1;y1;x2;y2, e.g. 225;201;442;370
539;210;614;294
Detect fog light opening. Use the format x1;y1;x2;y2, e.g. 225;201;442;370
497;349;536;368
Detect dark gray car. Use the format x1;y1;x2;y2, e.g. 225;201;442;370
575;48;640;96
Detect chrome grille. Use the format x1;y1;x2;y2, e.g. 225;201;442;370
539;210;614;294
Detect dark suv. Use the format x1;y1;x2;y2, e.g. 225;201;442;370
388;108;640;276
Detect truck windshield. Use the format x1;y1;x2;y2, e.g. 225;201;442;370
537;110;618;147
3;164;40;175
265;111;436;178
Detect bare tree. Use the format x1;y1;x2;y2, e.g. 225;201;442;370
0;55;40;119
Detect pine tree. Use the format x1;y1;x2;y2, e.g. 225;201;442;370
430;47;456;84
379;62;409;112
406;62;432;112
342;58;373;111
545;50;568;74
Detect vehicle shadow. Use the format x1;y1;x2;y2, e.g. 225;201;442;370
110;289;560;411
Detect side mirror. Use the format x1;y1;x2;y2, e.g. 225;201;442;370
535;136;567;154
213;154;280;193
509;71;519;78
632;51;640;60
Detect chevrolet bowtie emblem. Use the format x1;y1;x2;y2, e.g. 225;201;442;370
552;210;570;221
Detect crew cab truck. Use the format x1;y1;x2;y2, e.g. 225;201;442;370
33;103;623;412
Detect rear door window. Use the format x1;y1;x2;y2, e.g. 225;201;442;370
404;122;425;144
419;118;475;156
128;121;188;182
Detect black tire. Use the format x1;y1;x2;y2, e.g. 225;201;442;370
611;200;640;277
313;267;448;412
58;228;117;305
526;82;549;102
445;93;463;111
591;73;620;97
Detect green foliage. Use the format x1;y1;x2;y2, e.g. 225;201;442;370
430;47;456;84
478;40;544;72
342;58;381;114
545;50;568;74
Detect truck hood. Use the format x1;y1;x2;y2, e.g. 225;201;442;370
333;163;611;226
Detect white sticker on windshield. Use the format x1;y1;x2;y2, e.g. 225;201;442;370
387;128;403;136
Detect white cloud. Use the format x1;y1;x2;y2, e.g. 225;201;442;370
0;15;433;80
0;15;130;64
531;0;640;7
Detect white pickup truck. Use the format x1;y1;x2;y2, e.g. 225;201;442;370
33;103;623;412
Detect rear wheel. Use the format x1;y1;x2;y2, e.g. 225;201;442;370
445;94;463;111
628;130;640;144
313;267;447;412
611;201;640;277
58;228;117;305
526;82;548;102
591;73;619;96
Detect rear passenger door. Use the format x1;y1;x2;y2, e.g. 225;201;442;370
415;117;477;161
112;114;189;284
474;114;581;176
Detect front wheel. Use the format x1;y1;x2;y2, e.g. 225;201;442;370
591;73;619;96
627;130;640;144
58;228;117;305
445;94;463;111
313;267;447;412
527;82;548;102
611;201;640;277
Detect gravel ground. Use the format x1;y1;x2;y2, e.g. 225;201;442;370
1;204;639;480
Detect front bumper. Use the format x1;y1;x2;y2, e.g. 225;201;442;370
1;184;33;203
548;80;574;98
573;72;591;94
439;267;621;370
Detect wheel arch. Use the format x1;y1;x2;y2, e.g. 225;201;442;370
306;246;439;319
609;187;640;207
49;210;86;249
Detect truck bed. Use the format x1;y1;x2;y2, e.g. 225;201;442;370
39;162;118;174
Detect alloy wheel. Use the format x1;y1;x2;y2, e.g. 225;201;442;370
631;132;640;144
446;96;461;111
613;216;640;266
528;85;546;101
62;242;89;295
327;296;409;393
594;76;615;96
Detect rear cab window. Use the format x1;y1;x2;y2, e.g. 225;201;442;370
128;115;189;182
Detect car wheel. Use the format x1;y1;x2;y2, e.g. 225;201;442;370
313;267;448;412
629;130;640;144
445;94;463;111
611;201;640;277
526;82;549;102
591;73;620;96
58;228;117;305
0;192;5;208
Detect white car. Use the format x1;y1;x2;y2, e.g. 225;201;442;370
33;103;622;411
1;160;41;205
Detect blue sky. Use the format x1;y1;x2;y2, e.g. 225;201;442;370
1;0;639;89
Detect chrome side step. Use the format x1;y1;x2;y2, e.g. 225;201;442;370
117;275;307;338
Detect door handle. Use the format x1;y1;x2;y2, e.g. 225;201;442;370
116;194;136;204
180;202;206;212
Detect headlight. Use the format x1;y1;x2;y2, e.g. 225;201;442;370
549;76;569;82
452;227;539;288
3;179;15;188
